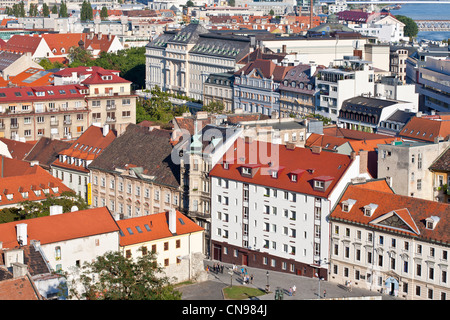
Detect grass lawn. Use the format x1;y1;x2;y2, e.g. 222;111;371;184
223;285;266;300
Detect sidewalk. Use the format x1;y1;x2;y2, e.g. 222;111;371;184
178;259;398;300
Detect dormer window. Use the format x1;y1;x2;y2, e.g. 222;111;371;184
242;167;251;175
364;203;378;217
313;176;334;191
314;180;324;189
291;174;297;182
223;163;229;170
341;199;356;212
425;216;440;230
271;171;278;178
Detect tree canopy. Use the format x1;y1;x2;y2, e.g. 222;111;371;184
395;15;419;39
64;249;182;300
137;86;188;124
0;191;89;224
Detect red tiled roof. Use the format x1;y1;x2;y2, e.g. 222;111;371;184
2;34;43;54
52;125;117;172
209;138;354;198
235;59;293;83
117;210;204;247
331;181;450;242
0;276;42;300
0;207;119;249
0;137;35;159
399;116;450;142
0;84;87;103
0;159;71;207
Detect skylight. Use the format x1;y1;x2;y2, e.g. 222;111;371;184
126;227;134;235
144;224;151;231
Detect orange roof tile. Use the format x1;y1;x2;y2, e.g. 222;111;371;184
331;181;450;242
117;210;204;246
399;116;450;142
0;207;119;249
0;276;42;300
210;138;354;198
0;163;71;207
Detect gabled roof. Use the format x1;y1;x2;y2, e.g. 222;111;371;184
323;126;393;141
1;35;44;54
429;146;450;172
399;116;450;142
235;59;293;82
210;138;354;198
117;210;204;247
0;50;23;71
331;180;450;242
52;125;117;172
88;124;180;188
23;137;72;170
0;159;72;207
0;276;42;300
0;137;35;160
0;207;119;249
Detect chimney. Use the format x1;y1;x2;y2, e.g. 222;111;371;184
359;150;368;174
12;262;28;278
16;224;27;246
50;205;63;216
5;249;24;268
311;145;322;154
103;124;110;136
168;208;177;234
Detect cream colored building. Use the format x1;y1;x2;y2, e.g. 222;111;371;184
0;85;90;141
117;209;206;283
330;179;450;300
88;124;181;220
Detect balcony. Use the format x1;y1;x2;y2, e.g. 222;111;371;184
10;123;19;129
50;120;59;126
106;104;116;110
0;123;4;130
106;117;116;123
63;119;72;125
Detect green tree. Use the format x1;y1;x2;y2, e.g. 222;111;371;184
68;46;93;66
395;15;418;39
186;0;194;7
18;1;25;17
42;3;50;17
203;101;225;114
51;4;58;14
100;6;108;20
269;9;275;16
59;1;68;17
65;250;182;300
0;191;89;223
80;0;93;21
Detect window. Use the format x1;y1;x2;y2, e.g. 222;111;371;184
164;242;169;251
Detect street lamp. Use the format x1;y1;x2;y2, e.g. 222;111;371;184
315;258;328;299
228;268;233;288
266;271;270;293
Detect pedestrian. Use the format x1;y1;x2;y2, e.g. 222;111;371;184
250;274;254;284
220;264;224;273
289;287;293;296
292;285;296;296
323;289;326;298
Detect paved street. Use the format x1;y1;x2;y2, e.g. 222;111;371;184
178;259;400;300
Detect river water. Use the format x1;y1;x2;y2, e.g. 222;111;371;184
389;3;450;41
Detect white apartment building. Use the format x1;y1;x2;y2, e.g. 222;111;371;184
330;179;450;300
316;56;375;122
209;138;367;279
347;15;408;44
417;57;450;113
